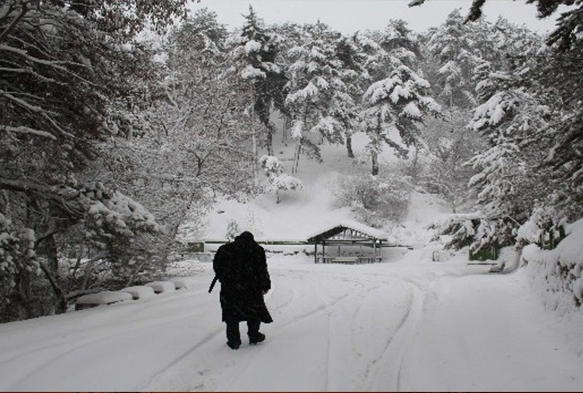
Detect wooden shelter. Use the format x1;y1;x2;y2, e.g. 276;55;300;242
306;221;389;264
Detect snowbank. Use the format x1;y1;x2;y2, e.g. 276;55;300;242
145;281;176;293
167;278;187;290
121;286;156;300
75;291;133;310
521;218;583;355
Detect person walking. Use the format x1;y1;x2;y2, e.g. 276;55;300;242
210;231;273;350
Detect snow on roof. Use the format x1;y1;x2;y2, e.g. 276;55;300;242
306;220;390;242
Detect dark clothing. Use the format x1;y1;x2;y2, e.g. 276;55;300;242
213;233;273;324
226;320;261;345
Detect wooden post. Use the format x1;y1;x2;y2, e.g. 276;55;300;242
322;240;326;263
378;240;382;262
314;242;318;264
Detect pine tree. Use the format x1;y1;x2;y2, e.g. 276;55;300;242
228;6;287;156
467;27;554;223
361;65;441;175
334;32;382;158
284;22;348;173
423;9;496;109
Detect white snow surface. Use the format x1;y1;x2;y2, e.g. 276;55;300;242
1;253;583;391
1;129;583;391
75;291;133;305
145;281;177;293
121;285;156;300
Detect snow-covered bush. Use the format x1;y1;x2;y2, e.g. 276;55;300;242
0;214;39;284
431;213;518;253
0;214;43;322
522;218;583;312
226;219;240;241
333;168;412;227
259;155;304;203
516;207;566;249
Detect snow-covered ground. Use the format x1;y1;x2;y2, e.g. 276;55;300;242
1;253;583;391
2;131;583;391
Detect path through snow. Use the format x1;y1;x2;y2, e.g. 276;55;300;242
0;253;582;391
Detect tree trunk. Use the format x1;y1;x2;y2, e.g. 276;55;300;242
42;234;68;314
346;134;354;158
252;133;259;185
282;116;289;145
371;151;379;176
292;140;302;175
410;146;420;185
266;124;274;156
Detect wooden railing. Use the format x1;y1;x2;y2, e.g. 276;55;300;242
317;256;383;264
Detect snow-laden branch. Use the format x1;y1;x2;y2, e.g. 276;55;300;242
0;125;57;140
0;0;30;44
1;91;73;138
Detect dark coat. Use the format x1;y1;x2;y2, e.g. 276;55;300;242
213;233;273;324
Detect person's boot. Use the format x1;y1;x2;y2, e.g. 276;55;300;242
249;332;265;345
226;322;241;350
227;340;241;350
247;320;265;345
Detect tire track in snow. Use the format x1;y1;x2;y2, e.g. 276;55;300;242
367;278;425;391
214;271;366;391
144;272;353;392
268;271;360;332
0;287;209;367
138;326;226;391
5;298;218;390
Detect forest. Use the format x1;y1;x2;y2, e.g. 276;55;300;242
1;0;582;322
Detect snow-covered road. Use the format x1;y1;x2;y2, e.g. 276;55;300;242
1;252;582;391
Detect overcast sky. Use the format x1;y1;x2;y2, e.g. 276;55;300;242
190;0;565;35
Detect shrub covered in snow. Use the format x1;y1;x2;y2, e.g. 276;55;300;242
75;291;133;310
145;281;176;294
333;169;412;227
0;214;42;322
0;213;39;285
120;286;156;300
430;213;518;253
259;155;304;203
522;218;583;312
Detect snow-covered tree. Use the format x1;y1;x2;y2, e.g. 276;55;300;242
228;6;287;156
333;32;379;158
284;22;351;173
361;65;441;175
467;27;553;220
0;0;187;321
106;9;258;259
378;19;421;70
422;9;498;110
419;110;484;212
259;155;303;204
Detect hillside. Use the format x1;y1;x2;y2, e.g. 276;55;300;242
200;129;451;247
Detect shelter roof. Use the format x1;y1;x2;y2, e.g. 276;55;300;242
306;220;389;243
